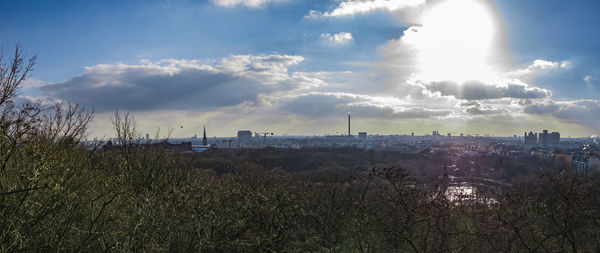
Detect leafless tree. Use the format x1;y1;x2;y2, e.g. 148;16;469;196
111;109;138;147
0;45;38;172
39;101;94;144
0;44;36;108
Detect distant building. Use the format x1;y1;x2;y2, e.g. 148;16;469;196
146;133;150;141
524;131;537;145
539;130;560;146
540;130;548;145
548;131;560;146
237;130;252;140
523;130;560;146
325;135;349;140
358;132;367;139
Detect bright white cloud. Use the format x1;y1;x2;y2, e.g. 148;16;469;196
584;75;595;85
320;32;353;44
216;54;304;85
211;0;286;8
21;78;47;91
308;0;425;18
304;10;322;19
531;59;569;69
506;59;570;79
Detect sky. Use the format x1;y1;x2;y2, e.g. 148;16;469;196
1;0;599;138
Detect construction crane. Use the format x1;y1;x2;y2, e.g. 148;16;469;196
255;132;274;142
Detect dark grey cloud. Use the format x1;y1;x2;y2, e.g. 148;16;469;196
392;107;452;118
424;81;551;100
41;68;268;113
465;106;508;115
460;101;510;115
280;93;451;119
280;93;360;117
522;101;561;114
38;55;307;113
524;100;600;131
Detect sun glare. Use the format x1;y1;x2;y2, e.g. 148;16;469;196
417;0;498;84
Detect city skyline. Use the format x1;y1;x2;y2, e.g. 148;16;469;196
2;0;600;138
120;122;573;140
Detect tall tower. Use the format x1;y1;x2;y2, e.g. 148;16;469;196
348;112;351;137
202;125;207;146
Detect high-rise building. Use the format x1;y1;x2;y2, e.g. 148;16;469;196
525;130;560;146
524;131;537;145
539;130;560;146
549;132;560;145
540;130;549;146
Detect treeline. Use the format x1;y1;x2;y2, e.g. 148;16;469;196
192;147;542;184
2;46;600;252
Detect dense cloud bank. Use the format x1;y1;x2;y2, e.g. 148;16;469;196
423;81;551;100
280;92;451;119
34;51;600;135
523;100;600;129
41;56;303;113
